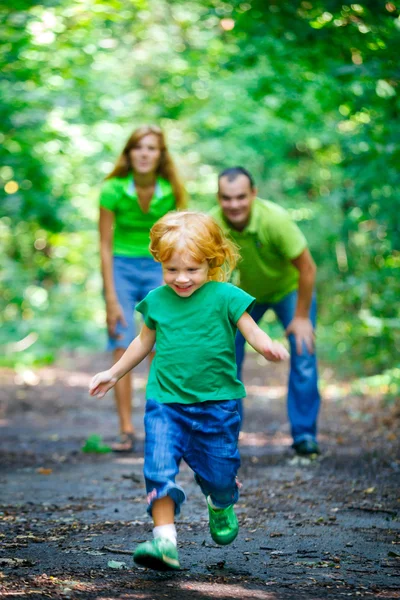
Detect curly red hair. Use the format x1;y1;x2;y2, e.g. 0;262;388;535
150;211;239;282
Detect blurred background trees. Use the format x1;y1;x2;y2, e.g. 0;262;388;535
1;0;399;394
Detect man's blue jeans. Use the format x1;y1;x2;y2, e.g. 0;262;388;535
235;290;320;445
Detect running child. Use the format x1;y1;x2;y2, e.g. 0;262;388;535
89;211;289;571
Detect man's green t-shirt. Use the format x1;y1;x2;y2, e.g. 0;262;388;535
210;199;307;304
99;175;176;257
136;282;255;404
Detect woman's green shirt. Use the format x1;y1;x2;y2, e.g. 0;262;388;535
99;175;176;257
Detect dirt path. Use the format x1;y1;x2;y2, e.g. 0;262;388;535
0;353;399;599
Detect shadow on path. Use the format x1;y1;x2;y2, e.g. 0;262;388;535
0;353;399;599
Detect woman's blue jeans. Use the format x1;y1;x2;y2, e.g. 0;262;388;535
106;256;163;351
235;290;320;445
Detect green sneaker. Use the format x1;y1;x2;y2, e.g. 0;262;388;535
207;498;239;546
133;537;180;571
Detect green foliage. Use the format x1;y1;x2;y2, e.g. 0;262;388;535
1;0;399;379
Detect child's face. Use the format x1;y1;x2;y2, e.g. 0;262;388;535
163;251;209;297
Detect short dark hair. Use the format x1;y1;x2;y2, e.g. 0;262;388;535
218;166;255;189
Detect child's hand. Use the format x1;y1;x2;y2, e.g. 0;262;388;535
89;370;117;398
262;341;289;362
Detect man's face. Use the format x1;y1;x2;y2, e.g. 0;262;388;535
217;174;256;231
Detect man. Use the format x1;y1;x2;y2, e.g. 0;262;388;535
210;167;320;456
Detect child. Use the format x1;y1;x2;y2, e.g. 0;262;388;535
89;211;289;571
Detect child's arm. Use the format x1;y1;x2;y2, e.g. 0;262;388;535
89;324;156;398
237;312;289;362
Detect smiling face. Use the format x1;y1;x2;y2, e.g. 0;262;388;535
162;251;209;297
218;174;257;231
129;133;161;175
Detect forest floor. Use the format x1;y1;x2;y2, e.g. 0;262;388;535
0;352;399;600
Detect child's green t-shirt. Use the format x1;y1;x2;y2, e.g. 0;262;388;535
136;281;255;404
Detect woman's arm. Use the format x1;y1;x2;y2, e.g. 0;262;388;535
99;207;127;336
89;324;156;397
99;207;116;302
237;312;289;362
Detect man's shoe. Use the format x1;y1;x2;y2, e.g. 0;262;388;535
208;498;239;546
292;439;320;457
133;538;180;571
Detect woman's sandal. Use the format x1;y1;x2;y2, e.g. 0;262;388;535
111;432;136;453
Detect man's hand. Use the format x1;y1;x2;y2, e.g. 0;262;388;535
286;316;315;355
89;370;118;398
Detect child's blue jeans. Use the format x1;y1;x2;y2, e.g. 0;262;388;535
143;398;241;516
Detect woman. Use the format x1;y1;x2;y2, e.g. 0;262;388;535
99;125;186;451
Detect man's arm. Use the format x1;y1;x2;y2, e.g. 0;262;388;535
286;248;317;355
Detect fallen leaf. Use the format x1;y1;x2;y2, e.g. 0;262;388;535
363;487;375;494
0;558;35;567
206;560;226;570
107;560;126;569
121;473;141;483
37;468;53;475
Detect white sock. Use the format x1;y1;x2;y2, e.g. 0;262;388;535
153;524;177;546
